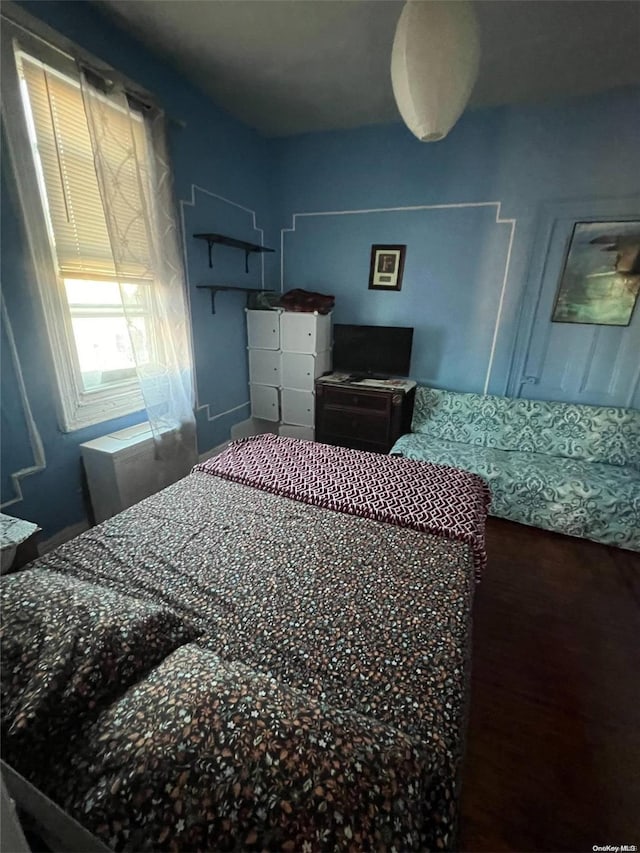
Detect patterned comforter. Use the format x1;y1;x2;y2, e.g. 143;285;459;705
1;441;483;852
195;434;490;578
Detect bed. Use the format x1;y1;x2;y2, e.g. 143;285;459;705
1;434;490;852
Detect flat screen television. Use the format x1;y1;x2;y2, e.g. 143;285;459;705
332;324;413;379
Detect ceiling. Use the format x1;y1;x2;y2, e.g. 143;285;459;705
98;0;640;138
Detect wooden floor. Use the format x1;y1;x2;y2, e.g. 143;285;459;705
459;518;640;852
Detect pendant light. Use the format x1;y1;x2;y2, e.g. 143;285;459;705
391;0;480;142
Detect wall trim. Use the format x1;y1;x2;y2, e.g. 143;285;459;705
197;400;250;424
281;201;516;395
0;295;47;509
179;184;266;423
212;401;250;420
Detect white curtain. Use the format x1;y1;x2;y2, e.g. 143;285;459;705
79;70;197;475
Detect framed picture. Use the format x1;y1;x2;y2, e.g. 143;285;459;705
552;221;640;326
368;244;406;291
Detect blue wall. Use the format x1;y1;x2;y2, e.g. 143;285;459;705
1;0;277;537
275;90;640;404
2;0;639;542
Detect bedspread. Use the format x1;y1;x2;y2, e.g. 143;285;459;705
196;434;490;578
2;449;480;852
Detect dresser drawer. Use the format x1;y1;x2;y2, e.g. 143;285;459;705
322;386;389;412
322;408;389;443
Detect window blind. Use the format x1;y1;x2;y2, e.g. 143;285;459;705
19;54;153;281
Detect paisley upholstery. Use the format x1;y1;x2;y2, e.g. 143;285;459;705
393;388;640;551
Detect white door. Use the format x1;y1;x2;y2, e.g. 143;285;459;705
246;310;280;350
281;312;331;353
249;349;281;386
250;384;280;421
281;351;331;391
281;389;315;427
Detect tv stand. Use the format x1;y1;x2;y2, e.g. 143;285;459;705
315;373;416;454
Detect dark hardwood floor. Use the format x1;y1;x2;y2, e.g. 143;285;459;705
459;518;640;852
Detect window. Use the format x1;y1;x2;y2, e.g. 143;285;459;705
63;279;154;392
3;28;159;430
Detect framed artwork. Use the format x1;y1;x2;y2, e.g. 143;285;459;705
368;244;406;291
552;220;640;326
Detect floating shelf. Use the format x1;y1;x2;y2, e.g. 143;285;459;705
194;233;275;273
196;285;276;315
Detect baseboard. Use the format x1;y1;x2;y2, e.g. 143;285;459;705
230;417;278;440
199;420;279;462
38;520;89;555
198;441;230;463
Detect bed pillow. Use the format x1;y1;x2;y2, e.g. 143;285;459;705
1;567;200;759
40;643;453;853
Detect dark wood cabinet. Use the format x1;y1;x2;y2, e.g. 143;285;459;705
315;376;416;453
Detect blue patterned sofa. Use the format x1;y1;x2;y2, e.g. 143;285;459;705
391;387;640;551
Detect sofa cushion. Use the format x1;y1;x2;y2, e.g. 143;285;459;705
488;396;640;467
393;433;488;472
411;387;640;468
391;433;640;551
483;448;639;548
411;387;487;445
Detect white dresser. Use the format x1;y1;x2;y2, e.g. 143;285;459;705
246;309;331;439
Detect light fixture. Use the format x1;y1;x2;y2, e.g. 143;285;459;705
391;0;480;142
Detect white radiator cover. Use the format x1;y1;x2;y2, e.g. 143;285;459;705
80;423;183;523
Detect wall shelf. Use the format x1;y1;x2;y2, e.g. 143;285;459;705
194;233;275;273
196;285;276;315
